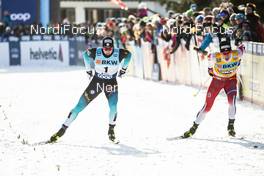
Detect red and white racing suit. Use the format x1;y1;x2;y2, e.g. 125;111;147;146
195;45;245;124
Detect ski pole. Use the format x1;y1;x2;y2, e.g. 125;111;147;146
193;77;211;97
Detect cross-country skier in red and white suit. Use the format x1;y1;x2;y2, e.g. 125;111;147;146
183;36;245;138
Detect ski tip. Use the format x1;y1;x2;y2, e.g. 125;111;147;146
167;136;185;141
23;140;52;146
229;136;245;140
110;139;120;144
113;140;120;144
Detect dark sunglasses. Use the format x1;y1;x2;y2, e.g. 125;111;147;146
103;47;113;51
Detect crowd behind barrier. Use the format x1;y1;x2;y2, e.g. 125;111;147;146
126;37;264;107
0;36;264;106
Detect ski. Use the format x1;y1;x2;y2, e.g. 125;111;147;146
110;139;120;144
22;140;53;146
167;136;185;141
167;136;245;141
228;136;246;140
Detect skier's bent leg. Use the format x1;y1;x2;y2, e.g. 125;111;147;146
224;79;237;136
224;79;237;120
194;79;223;125
226;93;237;136
63;77;103;127
50;77;102;142
50;94;90;142
63;95;88;127
105;81;118;142
183;79;223;138
107;91;118;125
227;93;237;120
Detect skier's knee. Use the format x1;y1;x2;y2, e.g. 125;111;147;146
72;97;88;114
204;106;212;112
228;104;236;118
109;105;117;113
72;103;85;114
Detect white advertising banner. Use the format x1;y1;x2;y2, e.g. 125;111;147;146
0;42;10;67
20;41;69;66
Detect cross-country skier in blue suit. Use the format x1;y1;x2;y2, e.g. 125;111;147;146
50;37;132;143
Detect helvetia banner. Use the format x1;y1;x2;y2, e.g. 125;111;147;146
20;41;69;66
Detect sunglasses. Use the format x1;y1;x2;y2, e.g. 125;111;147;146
103;47;113;51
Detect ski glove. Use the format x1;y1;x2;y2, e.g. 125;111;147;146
208;68;214;77
118;68;127;78
194;46;208;55
238;44;245;54
86;71;93;79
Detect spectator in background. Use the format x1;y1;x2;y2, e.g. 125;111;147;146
212;7;220;17
241;21;253;41
185;3;197;17
245;3;260;31
0;22;5;35
219;9;230;28
229;13;236;26
62;17;70;25
132;18;143;47
2;26;12;40
0;0;263;45
219;0;233;9
203;7;212;16
244;3;264;42
137;3;148;18
232;13;245;44
232;13;256;44
127;15;136;42
3;11;11;27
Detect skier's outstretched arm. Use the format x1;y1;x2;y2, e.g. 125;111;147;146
199;33;213;51
119;49;132;69
118;49;132;77
237;44;245;57
82;48;96;72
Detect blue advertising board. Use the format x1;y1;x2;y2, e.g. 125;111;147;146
0;0;2;20
8;36;20;65
2;0;37;25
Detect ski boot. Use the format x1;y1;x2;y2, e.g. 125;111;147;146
227;119;236;137
108;124;119;144
50;125;68;143
183;122;199;138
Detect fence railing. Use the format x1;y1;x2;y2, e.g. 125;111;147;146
126;38;264;107
1;36;264;106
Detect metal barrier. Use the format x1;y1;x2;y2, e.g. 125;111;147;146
1;36;264;106
127;38;264;106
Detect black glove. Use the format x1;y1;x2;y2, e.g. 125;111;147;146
208;68;214;77
86;71;93;79
193;46;201;52
235;38;242;46
194;46;208;55
118;68;127;78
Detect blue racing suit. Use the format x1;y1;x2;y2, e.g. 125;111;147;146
63;47;131;127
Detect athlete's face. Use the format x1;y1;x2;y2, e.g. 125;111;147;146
223;50;231;56
103;47;113;56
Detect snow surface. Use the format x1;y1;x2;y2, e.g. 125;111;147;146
0;67;264;176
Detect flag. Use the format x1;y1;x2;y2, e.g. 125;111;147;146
110;0;128;10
